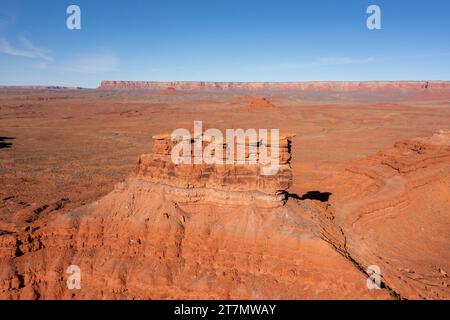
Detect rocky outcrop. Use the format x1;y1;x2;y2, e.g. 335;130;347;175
99;81;450;93
311;130;450;299
247;97;275;108
0;132;389;300
379;131;450;173
133;133;294;205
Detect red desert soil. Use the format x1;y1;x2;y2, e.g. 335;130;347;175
0;83;449;299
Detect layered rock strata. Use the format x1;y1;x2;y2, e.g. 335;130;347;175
133;133;294;205
99;81;450;92
312;130;450;299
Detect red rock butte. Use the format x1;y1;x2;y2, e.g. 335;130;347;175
134;133;294;205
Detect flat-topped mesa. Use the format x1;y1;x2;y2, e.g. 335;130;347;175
99;80;450;92
132;133;295;204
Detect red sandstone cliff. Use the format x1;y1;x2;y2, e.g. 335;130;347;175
99;81;450;93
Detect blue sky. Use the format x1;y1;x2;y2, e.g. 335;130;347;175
0;0;449;87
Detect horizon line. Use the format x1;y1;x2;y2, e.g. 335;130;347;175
2;79;450;90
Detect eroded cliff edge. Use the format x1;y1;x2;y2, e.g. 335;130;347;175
99;81;450;93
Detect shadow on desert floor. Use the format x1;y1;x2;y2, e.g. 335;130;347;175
288;191;332;202
0;136;14;149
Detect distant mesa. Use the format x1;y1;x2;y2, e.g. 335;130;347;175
99;80;450;93
0;86;85;90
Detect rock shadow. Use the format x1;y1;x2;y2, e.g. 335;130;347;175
288;190;332;203
0;136;14;149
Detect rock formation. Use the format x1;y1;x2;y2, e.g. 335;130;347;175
247;97;275;109
99;81;450;93
1;130;448;300
134;133;294;205
1;131;326;300
311;130;450;299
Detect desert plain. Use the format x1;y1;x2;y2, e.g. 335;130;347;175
0;81;449;299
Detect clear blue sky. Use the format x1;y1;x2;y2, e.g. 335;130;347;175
1;0;449;87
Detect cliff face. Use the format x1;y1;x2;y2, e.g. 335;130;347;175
133;133;294;204
99;81;450;92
